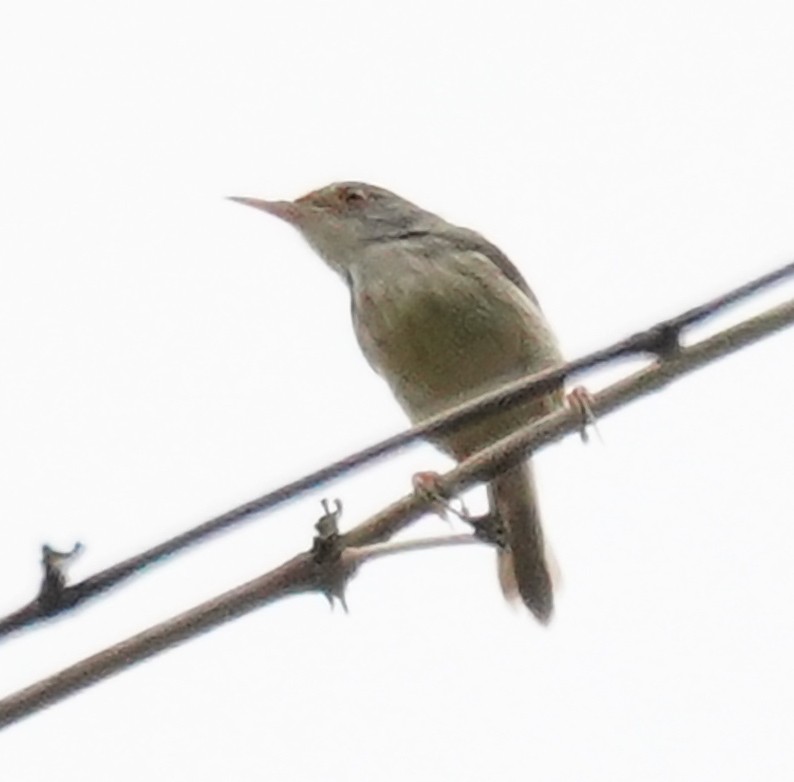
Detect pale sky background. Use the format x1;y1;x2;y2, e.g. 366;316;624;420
2;2;794;780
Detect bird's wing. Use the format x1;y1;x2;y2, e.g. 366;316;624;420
441;227;540;307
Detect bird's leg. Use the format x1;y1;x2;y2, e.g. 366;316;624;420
411;470;506;547
412;471;467;523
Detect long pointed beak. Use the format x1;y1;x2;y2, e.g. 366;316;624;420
227;196;301;223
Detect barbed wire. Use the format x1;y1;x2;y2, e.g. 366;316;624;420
1;292;793;728
1;259;793;640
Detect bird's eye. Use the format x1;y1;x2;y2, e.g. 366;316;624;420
340;188;366;205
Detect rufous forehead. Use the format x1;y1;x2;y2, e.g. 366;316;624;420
295;188;323;204
295;185;342;204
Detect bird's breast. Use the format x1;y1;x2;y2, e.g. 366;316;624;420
348;254;563;456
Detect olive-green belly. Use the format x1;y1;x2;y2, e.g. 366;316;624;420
354;282;562;459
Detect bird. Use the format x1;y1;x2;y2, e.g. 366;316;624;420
230;182;564;622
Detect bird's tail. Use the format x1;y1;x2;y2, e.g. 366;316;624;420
489;460;555;623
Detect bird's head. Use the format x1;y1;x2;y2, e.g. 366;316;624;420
229;182;433;274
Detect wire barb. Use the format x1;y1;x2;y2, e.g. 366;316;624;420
311;499;352;611
37;543;83;614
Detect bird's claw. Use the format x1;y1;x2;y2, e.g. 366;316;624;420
466;512;508;549
567;385;601;444
411;471;470;523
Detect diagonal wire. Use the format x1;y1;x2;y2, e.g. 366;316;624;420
2;293;793;728
1;259;793;638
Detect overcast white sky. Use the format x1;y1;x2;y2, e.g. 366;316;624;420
2;2;794;779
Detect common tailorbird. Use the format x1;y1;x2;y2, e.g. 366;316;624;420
230;182;564;622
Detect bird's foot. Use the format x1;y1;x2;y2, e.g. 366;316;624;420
567;385;601;443
411;470;470;524
465;512;508;549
